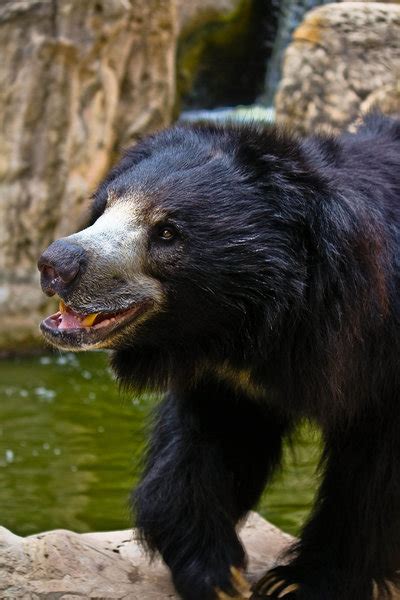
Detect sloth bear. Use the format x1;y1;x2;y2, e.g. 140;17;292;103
38;113;400;600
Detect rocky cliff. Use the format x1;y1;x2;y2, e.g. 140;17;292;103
0;0;177;352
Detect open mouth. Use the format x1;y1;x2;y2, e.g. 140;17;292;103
40;300;150;349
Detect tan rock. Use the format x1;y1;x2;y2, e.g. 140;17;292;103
0;0;177;352
0;512;293;599
275;2;400;134
361;81;400;116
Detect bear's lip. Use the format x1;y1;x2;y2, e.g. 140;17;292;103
40;299;151;349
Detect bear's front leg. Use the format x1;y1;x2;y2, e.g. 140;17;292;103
133;379;290;600
251;415;400;600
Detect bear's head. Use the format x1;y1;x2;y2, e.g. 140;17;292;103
38;123;321;387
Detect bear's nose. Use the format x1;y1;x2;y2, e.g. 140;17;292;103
38;239;86;297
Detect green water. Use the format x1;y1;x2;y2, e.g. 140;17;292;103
0;352;320;537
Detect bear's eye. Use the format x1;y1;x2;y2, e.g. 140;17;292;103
158;225;177;242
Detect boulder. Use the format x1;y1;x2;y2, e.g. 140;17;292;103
0;0;177;353
0;512;293;599
275;2;400;134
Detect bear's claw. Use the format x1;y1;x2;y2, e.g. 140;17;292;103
215;566;252;599
250;567;300;598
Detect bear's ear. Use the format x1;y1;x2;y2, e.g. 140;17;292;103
89;140;154;224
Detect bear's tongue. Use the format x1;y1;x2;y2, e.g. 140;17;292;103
58;301;101;330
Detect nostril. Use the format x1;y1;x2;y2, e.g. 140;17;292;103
39;263;60;297
41;265;57;281
38;239;86;295
38;258;79;285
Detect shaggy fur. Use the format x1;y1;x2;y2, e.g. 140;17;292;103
92;114;400;599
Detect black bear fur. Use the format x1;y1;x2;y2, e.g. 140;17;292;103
92;113;400;599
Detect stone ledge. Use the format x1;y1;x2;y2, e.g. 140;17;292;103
0;512;293;599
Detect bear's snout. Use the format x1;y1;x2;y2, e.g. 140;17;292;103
38;239;87;297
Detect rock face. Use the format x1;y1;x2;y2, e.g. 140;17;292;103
275;2;400;134
0;512;293;599
0;0;177;352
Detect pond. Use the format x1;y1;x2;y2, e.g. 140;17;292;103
0;352;321;537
